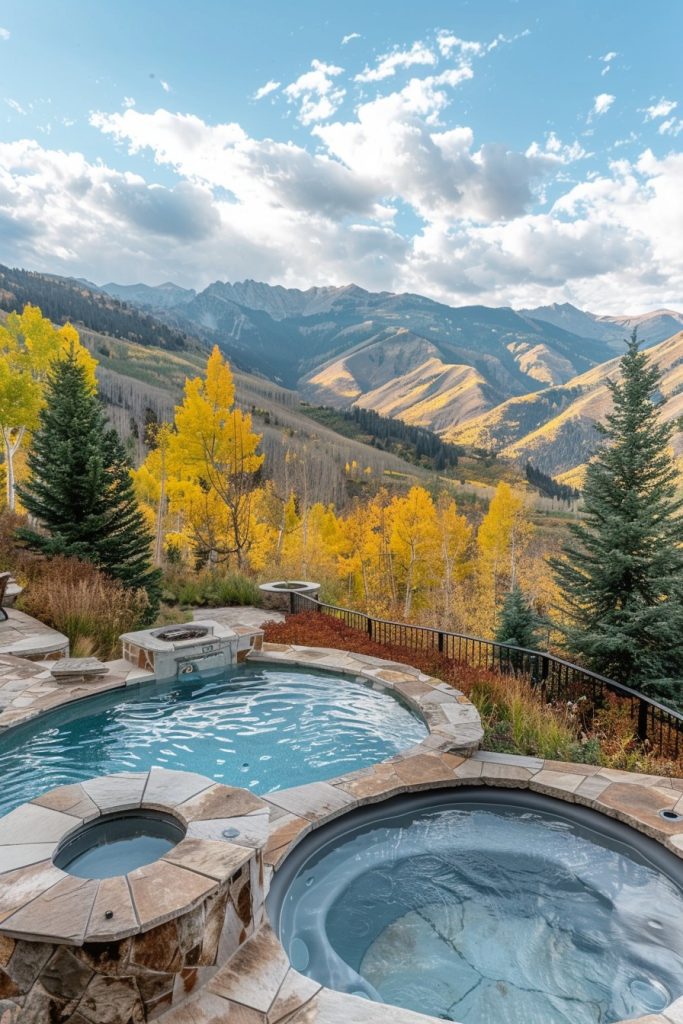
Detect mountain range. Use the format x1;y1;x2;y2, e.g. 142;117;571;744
3;262;682;484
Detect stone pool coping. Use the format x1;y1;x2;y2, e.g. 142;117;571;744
0;767;269;946
156;748;683;1024
2;640;683;1022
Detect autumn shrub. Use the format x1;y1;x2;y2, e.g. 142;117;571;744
19;557;149;659
263;613;682;774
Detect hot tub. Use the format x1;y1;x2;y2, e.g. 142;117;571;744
269;789;683;1024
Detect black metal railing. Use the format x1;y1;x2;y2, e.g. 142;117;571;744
288;591;683;760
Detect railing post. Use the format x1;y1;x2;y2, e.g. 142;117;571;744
367;615;373;639
438;631;444;654
637;699;648;743
289;591;295;615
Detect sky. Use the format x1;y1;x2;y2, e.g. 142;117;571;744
0;0;682;312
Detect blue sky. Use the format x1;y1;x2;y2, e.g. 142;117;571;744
0;0;682;312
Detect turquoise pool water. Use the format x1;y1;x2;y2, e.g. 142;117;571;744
0;665;427;816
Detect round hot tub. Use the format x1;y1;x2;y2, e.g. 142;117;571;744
54;808;186;879
269;789;683;1024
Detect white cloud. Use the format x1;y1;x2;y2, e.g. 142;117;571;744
355;42;436;83
5;98;26;115
341;33;360;45
599;50;617;74
592;93;615;117
123;96;136;109
0;28;9;41
160;80;171;93
436;31;483;58
659;117;683;137
284;59;345;125
643;98;677;120
0;36;681;314
253;80;280;101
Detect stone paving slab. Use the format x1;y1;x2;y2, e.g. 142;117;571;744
0;609;69;661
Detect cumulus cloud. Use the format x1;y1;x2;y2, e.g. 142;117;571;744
341;33;360;45
592;93;615;117
643;98;677;120
283;59;345;124
0;31;681;314
0;28;9;41
355;41;436;83
123;96;136;109
253;80;280;101
160;80;172;93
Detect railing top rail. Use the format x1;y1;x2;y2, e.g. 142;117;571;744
290;591;683;725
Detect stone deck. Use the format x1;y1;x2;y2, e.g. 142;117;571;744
0;608;69;660
192;605;285;629
0;636;682;1022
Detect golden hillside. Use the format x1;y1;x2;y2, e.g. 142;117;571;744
446;330;683;478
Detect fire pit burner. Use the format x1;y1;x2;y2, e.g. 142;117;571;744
154;625;211;643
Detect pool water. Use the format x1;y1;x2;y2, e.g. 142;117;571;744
0;665;427;816
275;796;683;1024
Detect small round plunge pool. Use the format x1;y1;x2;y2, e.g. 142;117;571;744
268;789;683;1024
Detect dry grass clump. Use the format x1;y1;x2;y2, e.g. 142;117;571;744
19;557;149;659
1;512;149;659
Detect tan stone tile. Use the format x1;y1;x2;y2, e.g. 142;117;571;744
0;860;64;923
264;783;354;823
268;968;320;1023
480;762;532;785
32;784;100;822
453;758;483;780
162;991;258;1022
209;925;289;1013
530;769;584;797
142;768;214;809
1;874;99;943
178;785;264;823
0;804;78;846
539;760;599;776
597;782;679;836
291;988;447;1023
80;772;148;812
575;775;612;803
85;875;138;942
264;816;310;856
163;838;251;881
128;861;217;931
664;994;683;1022
0;843;59;874
392;753;455;787
187;811;270;850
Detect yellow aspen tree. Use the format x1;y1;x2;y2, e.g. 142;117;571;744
168;346;264;567
436;495;473;628
0;307;96;510
388;486;440;618
476;482;533;635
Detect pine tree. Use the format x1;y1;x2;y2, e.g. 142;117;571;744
17;346;161;618
551;331;683;687
495;585;541;649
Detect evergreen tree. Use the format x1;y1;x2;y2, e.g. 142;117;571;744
551;331;683;686
17;346;161;618
495;585;541;649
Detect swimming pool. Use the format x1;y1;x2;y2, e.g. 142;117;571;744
0;664;427;816
270;789;683;1024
